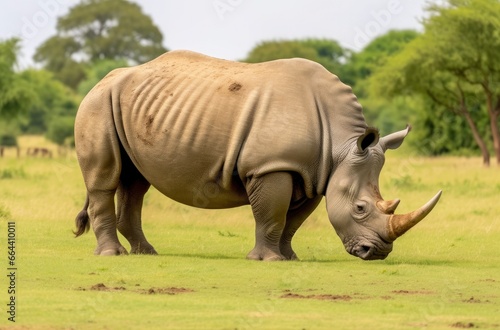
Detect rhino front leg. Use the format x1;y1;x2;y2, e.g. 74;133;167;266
280;196;323;260
116;158;157;255
246;172;293;261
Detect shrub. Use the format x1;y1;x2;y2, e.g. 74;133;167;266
46;116;74;146
0;133;17;147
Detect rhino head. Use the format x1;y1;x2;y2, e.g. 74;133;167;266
326;126;442;260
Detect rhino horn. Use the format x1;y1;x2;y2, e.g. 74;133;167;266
377;199;400;214
387;191;442;241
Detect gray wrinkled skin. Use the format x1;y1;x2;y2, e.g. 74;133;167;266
74;50;425;260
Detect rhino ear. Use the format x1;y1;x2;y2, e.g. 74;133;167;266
380;125;412;152
357;127;380;153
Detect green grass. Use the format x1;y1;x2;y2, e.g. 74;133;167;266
0;136;499;329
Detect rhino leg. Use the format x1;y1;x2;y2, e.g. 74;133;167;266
280;196;323;260
75;100;127;256
82;163;128;256
88;191;128;256
246;172;293;261
116;156;157;255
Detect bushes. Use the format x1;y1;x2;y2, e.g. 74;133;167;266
46;116;74;146
0;133;17;147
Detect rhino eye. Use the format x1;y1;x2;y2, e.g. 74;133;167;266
355;203;366;213
353;201;369;220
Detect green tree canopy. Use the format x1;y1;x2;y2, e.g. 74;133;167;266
77;59;128;96
18;69;79;136
370;0;500;165
0;38;33;120
244;39;350;80
34;0;167;89
340;30;419;134
345;29;419;89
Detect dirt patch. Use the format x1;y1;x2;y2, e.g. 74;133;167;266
77;284;193;295
77;283;127;292
463;296;490;303
281;292;352;301
141;287;194;295
451;322;476;328
392;289;435;295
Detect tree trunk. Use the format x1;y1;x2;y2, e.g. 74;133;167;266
486;94;500;166
463;110;490;167
454;84;491;167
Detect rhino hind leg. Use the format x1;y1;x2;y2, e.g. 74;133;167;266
75;107;128;255
116;154;157;255
89;191;129;256
246;172;294;261
280;195;323;260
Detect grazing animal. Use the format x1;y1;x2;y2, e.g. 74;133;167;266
27;147;52;158
74;50;441;260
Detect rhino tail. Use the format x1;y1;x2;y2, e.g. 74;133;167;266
74;194;90;237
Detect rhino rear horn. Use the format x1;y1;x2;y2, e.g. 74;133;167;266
387;190;442;241
377;199;400;214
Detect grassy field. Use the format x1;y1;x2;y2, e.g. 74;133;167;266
0;136;499;329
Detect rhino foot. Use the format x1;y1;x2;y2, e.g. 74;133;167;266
280;245;300;261
283;252;299;261
246;247;286;261
130;242;158;255
94;244;129;256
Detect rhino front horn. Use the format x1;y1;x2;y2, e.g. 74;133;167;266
387;191;442;241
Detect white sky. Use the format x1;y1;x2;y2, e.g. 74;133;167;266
0;0;429;69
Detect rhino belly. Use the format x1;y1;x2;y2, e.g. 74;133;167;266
123;109;249;208
122;130;249;209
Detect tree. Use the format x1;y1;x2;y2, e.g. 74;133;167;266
244;39;350;80
409;97;488;156
370;0;500;166
46;116;76;146
422;0;500;165
34;0;166;89
345;30;419;91
1;39;81;142
77;59;128;96
0;38;33;120
343;30;420;133
34;37;87;91
18;69;79;136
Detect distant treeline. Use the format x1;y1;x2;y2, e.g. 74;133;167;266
0;0;499;165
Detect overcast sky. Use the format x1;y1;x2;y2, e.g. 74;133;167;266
1;0;430;69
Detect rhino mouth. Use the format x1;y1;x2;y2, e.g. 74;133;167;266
347;240;393;261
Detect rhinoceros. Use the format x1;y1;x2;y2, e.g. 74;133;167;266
73;50;441;260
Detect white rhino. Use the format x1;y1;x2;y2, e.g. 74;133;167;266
74;50;441;260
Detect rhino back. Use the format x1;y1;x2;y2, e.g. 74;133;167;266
104;51;351;207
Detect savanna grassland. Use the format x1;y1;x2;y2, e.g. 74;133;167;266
0;136;499;330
